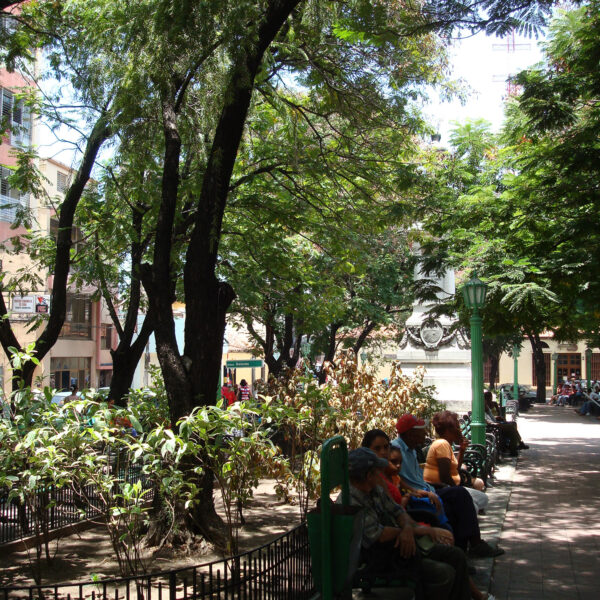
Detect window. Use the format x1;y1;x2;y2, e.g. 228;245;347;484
51;357;91;390
0;165;29;223
592;354;600;381
532;353;552;386
50;218;83;252
59;295;92;339
57;171;69;193
101;324;113;350
0;87;31;147
99;370;112;388
0;14;16;35
555;353;581;381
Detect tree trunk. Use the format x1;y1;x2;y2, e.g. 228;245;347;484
318;322;342;384
488;353;499;390
145;0;302;547
102;204;155;406
0;116;110;391
108;320;153;406
352;321;377;355
259;319;286;377
527;331;547;403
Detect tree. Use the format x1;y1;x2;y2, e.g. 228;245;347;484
503;1;600;345
0;118;111;389
134;0;556;542
416;119;565;401
0;1;155;390
4;0;559;546
70;155;157;404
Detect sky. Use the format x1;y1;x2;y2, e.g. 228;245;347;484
424;30;545;142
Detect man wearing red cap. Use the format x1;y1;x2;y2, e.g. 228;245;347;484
392;414;503;558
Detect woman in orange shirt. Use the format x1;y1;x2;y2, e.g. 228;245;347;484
424;411;488;513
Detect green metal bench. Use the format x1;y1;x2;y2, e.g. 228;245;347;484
307;436;415;599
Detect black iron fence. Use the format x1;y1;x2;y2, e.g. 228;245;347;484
0;461;151;546
0;523;314;600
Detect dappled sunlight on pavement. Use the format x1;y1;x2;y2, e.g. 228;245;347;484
491;405;600;600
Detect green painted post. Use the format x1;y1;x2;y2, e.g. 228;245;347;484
586;348;592;390
513;344;520;406
469;307;485;446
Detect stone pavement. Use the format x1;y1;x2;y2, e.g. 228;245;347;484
354;404;600;599
489;404;600;600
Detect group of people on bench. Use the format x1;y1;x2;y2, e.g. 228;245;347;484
551;379;600;408
342;410;519;600
573;381;600;417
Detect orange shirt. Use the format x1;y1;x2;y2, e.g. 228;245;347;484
423;439;460;486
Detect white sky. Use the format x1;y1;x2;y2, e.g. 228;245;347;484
424;30;545;141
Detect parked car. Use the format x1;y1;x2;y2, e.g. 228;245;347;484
498;383;537;412
51;389;82;407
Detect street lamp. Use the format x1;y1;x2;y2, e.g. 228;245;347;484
462;273;488;446
551;353;558;396
512;344;521;408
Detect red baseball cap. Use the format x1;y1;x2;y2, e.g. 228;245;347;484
396;414;426;435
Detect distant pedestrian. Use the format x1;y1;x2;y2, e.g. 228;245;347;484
237;379;252;403
221;383;236;406
64;385;79;404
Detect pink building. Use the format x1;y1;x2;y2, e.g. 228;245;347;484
1;39;115;392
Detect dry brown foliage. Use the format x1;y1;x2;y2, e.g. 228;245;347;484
256;349;441;515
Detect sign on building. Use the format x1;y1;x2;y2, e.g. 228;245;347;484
226;359;264;369
12;295;51;314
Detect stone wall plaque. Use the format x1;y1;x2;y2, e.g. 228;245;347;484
420;321;444;349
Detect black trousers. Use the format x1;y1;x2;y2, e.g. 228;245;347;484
426;544;471;600
437;486;480;550
360;540;470;600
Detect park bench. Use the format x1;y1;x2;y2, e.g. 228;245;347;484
459;415;499;485
307;436;416;600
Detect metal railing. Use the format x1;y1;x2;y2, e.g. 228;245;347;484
0;523;314;600
0;461;151;546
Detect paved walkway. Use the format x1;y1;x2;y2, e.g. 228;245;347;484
490;404;600;600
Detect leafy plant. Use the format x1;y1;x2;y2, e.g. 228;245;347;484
257;350;441;517
179;400;278;555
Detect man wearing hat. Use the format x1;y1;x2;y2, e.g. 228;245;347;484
346;447;479;600
392;414;503;558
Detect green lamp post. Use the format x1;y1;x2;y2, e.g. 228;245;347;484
512;344;520;406
462;273;488;446
552;353;558;396
585;347;593;390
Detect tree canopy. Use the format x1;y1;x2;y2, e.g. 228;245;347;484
0;0;562;542
416;3;600;401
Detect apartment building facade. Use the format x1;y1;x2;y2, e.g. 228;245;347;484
1;61;115;393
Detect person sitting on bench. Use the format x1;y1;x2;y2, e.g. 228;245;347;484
574;383;600;416
362;428;451;530
391;414;503;558
484;391;529;457
345;447;493;600
424;411;488;505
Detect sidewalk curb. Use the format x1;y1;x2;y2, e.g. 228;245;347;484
471;457;517;593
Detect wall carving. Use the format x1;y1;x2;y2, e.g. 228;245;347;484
399;320;470;350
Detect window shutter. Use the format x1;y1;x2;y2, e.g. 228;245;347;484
57;171;68;192
1;89;12;119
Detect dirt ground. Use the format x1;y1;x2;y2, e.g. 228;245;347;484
0;480;303;588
